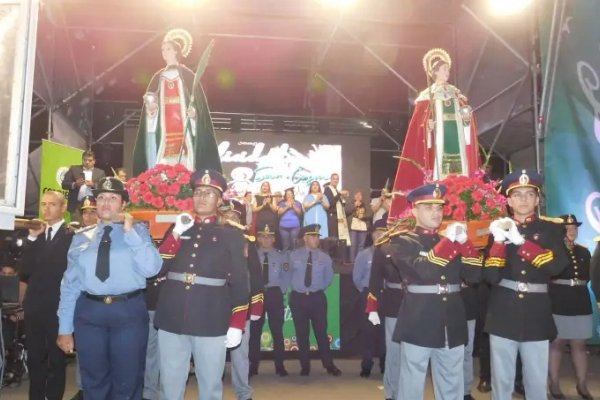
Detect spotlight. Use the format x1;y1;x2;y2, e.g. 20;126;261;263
488;0;532;16
318;0;358;8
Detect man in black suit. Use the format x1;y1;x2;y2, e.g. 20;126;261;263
19;190;74;400
61;150;105;214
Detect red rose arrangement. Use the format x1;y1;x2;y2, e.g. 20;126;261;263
440;171;507;221
126;163;194;211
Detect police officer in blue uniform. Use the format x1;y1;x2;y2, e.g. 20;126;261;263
249;223;291;377
288;223;342;376
484;170;568;400
154;169;249;400
57;177;162;400
353;220;386;378
390;183;483;400
365;217;404;400
220;199;264;400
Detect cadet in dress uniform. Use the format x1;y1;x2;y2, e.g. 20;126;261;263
390;183;482;400
548;214;594;400
154;170;249;400
365;217;405;400
220;199;264;400
483;170;568;400
288;224;342;376
249;223;291;377
57;177;162;400
353;220;386;378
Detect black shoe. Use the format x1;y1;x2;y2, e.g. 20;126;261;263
576;384;594;400
326;365;342;376
477;379;492;393
359;367;371;378
71;391;84;400
300;368;310;376
514;381;525;396
276;367;289;377
464;395;475;400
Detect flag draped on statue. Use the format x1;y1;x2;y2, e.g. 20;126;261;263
542;1;600;250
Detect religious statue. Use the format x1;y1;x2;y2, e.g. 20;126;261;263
389;48;480;220
132;29;222;175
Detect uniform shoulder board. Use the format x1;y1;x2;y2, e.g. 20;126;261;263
74;224;97;234
374;236;390;247
224;219;247;231
539;215;563;224
244;234;256;242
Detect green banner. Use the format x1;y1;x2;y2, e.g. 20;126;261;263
541;1;600;344
39;140;83;219
259;274;341;351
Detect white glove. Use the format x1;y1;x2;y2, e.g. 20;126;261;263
172;212;194;235
506;222;525;245
225;327;243;348
250;314;261;321
445;222;464;243
489;219;508;243
368;312;381;326
455;225;468;244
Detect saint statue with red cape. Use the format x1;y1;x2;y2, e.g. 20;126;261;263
389;48;481;221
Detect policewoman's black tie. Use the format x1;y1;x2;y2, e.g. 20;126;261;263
263;252;269;285
96;226;113;282
304;251;313;288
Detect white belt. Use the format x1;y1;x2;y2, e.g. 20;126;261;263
167;272;226;286
386;282;404;290
498;279;547;293
551;278;587;287
406;284;461;294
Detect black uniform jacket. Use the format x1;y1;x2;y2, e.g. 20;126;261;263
549;243;592;316
366;243;404;318
20;224;73;314
591;241;600;298
154;221;249;336
389;227;482;348
483;216;568;341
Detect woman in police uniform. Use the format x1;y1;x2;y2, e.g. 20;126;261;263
548;214;594;400
57;177;162;400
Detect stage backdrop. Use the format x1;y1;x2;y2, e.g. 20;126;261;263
543;1;600;248
542;1;600;343
215;130;371;200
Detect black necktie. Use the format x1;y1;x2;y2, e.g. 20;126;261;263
95;226;112;282
262;252;269;285
304;251;313;288
46;227;53;242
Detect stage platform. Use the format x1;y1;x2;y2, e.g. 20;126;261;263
3;351;600;399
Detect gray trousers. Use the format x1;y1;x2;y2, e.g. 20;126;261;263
463;319;475;395
230;320;252;400
398;342;464;400
490;334;548;400
143;310;160;400
384;317;401;400
158;329;226;400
